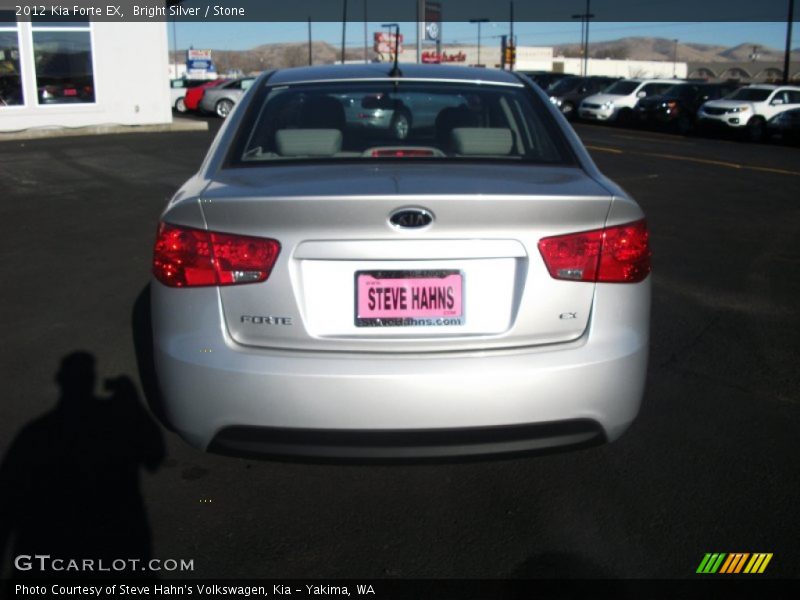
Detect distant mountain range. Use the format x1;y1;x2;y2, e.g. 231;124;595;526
553;37;800;63
173;37;800;75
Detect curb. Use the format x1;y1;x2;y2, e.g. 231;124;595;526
0;118;210;142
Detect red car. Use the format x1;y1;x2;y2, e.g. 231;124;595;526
184;79;227;112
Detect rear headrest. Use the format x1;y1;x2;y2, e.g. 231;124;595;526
275;129;342;157
450;128;513;156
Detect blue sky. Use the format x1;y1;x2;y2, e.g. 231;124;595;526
168;21;796;52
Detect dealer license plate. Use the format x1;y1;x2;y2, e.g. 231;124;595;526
355;270;464;327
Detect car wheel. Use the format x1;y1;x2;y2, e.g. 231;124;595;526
390;111;411;140
216;99;234;119
561;102;575;120
175;97;187;113
745;117;765;142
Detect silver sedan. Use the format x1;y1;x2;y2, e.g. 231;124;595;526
151;64;651;460
199;76;255;118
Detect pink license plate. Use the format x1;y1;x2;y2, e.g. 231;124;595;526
355;270;464;327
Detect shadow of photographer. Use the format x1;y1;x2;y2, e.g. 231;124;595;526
0;352;165;579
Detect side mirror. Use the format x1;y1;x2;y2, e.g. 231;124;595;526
771;98;784;105
636;91;647;98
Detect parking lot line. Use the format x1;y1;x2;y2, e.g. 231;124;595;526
585;144;800;177
642;151;800;177
585;145;623;154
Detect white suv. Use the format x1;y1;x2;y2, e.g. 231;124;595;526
697;85;800;141
579;78;680;123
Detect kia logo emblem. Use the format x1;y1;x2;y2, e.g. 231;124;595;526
389;208;434;229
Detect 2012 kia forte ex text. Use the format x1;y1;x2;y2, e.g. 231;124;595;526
150;64;651;460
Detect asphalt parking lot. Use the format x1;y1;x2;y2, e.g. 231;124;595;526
0;118;798;582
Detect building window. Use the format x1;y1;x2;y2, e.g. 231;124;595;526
32;19;94;105
0;12;23;107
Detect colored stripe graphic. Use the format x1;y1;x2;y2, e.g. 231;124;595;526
697;553;727;574
720;553;749;573
744;553;773;574
698;553;773;574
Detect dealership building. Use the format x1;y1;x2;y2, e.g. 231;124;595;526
0;18;171;133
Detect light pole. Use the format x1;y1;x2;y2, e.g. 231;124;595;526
571;1;594;77
341;0;347;64
469;18;489;67
672;39;678;77
783;0;794;84
308;17;313;66
571;14;585;75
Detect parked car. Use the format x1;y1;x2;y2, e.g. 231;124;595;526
334;91;469;140
183;78;228;112
151;64;651;460
37;82;94;104
547;76;619;120
696;84;800;141
634;82;741;134
519;71;572;90
767;107;800;144
170;78;210;113
199;77;256;118
579;78;680;124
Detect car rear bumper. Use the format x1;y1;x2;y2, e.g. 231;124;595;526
151;279;650;459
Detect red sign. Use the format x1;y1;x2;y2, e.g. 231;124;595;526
374;32;404;55
421;50;467;64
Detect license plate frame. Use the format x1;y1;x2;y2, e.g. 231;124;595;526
354;269;464;328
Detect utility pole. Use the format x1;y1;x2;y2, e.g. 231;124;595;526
783;0;794;84
308;17;313;65
341;0;347;64
469;18;489;67
364;0;368;64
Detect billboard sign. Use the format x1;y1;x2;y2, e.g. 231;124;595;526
425;1;442;42
373;32;404;55
186;49;212;61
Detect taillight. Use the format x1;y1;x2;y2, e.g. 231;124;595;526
538;219;651;283
153;222;280;287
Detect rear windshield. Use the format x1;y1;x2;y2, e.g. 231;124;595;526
604;81;639;96
227;81;575;166
727;88;771;102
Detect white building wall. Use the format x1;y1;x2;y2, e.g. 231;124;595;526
554;57;688;79
1;22;171;133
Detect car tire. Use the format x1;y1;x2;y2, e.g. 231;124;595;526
390;111;411;140
561;102;575;120
175;97;187;113
216;99;234;119
745;117;765;142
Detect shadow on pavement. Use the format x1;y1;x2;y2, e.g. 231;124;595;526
132;284;174;432
0;352;165;579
